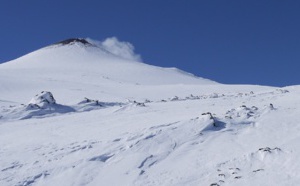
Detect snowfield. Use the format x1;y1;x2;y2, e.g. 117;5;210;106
0;38;299;186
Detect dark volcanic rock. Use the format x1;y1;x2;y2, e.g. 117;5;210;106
54;38;91;45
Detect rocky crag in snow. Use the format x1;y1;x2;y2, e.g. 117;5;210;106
0;38;300;186
28;91;56;109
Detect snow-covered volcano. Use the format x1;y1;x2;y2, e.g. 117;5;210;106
0;38;217;103
1;38;216;84
0;38;300;186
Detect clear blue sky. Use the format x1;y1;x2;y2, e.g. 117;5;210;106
1;1;299;86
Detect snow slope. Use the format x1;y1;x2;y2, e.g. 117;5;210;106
0;38;299;186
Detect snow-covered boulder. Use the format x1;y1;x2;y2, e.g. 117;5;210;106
186;94;199;100
78;97;101;106
170;96;179;101
28;91;56;108
225;105;259;121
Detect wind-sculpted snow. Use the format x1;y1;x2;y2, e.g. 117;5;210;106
0;93;123;122
1;86;299;186
210;147;284;185
0;89;283;123
0;38;299;185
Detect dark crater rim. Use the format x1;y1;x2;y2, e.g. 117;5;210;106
53;38;91;45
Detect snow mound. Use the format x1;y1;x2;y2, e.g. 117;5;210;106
224;104;275;125
28;91;56;108
0;92;72;120
225;105;259;121
0;94;128;121
76;97;123;112
212;147;284;185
